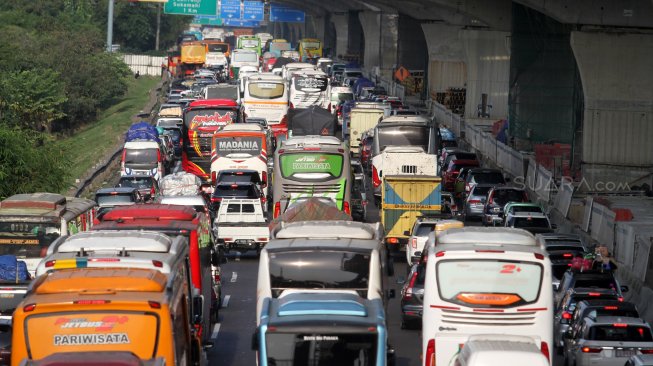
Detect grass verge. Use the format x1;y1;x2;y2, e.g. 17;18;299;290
55;76;159;192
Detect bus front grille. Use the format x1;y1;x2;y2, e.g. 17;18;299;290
440;309;537;326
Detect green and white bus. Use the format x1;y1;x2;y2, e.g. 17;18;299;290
272;136;351;218
237;35;262;57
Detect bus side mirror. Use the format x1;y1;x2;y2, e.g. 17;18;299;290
192;295;204;325
251;331;259;351
404;230;411;236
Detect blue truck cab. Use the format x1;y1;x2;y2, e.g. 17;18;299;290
254;291;392;366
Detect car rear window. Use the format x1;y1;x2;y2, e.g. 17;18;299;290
472;172;505;184
471;186;492;197
453;153;477;160
586;308;640;320
492;189;527;206
415;224;436;237
574;278;618;289
589;325;652;342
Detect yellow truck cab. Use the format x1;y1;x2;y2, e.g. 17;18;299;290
12;268;205;366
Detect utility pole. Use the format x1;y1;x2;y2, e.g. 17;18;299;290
106;0;114;52
155;2;161;51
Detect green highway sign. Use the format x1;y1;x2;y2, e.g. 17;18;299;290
164;0;217;16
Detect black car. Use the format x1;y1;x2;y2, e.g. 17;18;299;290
350;178;367;222
482;186;529;226
400;262;426;329
555;268;629;304
537;233;588;281
116;175;159;201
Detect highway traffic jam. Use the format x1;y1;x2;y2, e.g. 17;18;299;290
0;29;651;366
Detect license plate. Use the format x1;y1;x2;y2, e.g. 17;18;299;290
616;349;636;357
236;239;250;245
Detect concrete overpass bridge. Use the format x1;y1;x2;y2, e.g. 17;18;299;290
265;0;653;187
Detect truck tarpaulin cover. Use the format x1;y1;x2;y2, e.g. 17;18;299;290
159;172;201;196
354;78;375;95
126;122;159;142
287;106;337;137
0;255;29;282
268;197;351;231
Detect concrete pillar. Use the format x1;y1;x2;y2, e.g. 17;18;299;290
358;11;398;78
461;30;511;122
331;13;349;58
421;24;466;98
313;16;326;41
570;31;653;186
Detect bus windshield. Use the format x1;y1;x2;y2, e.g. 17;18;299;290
240;39;259;48
269;251;370;295
436;260;543;307
279;153;344;180
301;41;321;49
266;332;377;365
248;83;285;99
377;125;429;152
233;52;258;63
0;221;61;258
124;149;158;169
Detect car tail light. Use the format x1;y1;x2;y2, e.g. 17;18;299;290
150;186;155;197
262;171;268;187
534;253;545;260
588;292;602;297
261;197;267;203
604;306;618;310
148;301;161;309
257;237;268;242
274;202;281;218
289;102;294;109
211;197;222;203
152;260;163;268
468;199;481;204
387;238;399;244
613;323;628;327
343;201;350;215
563;253;573;258
74;300;110;305
562;312;572;320
403;271;418;300
372;166;381;188
23;303;36;312
411;238;417;249
120;149;126;174
465;183;471;192
425;339;435;366
211;171;217;184
436;251;445;257
540;341;550;362
640;349;653;354
582;347;602;353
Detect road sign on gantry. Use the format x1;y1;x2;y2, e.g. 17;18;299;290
243;1;264;21
269;5;305;23
220;0;242;19
164;0;217;15
224;19;260;27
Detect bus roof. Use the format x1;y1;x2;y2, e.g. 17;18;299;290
247;74;284;82
265;238;380;252
262;292;383;328
437;227;537;247
282;135;342;147
272;221;382;240
220;124;264;132
52;231;175;254
0;193;95;220
187;99;239;108
33;268;167;295
100;204;197;222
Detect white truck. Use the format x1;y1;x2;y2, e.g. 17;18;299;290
371;146;438;205
212;198;269;254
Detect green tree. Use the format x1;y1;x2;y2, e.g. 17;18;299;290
0;128;70;198
0;69;67;132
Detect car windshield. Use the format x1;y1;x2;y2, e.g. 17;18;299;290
589;325;652;342
266;333;377;366
0;221;61;259
377;125;429;152
492;189;527;206
269;250;370;295
301;41;321;49
437;260;543;307
124;149;158;167
96;194;135;206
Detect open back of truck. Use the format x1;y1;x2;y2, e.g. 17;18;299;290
381;175;441;247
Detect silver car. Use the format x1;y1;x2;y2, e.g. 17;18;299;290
462;184;494;221
564;316;653;366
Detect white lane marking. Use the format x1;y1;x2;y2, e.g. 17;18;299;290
222;295;231;308
230;272;238;282
210;323;221;340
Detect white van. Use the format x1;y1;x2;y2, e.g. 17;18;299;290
256;220;394;323
243;73;289;125
35;230;187;277
121;140;164;181
230;49;259;79
455;335;549;366
289;70;330;109
421;227;553;366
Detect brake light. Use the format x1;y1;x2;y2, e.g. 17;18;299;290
257;237;268;242
582;347;602;353
211;171;217;184
641;349;653;354
425;339;435;366
465;183;471;192
211;197;222;203
436;251;445;257
274;202;281;218
372;166;381;188
403;271;418;300
148;301;161;309
120;149;126;174
619;297;624;302
534;253;545;260
562;312;572;320
23;303;36;312
262;171;268;187
468;199;481;204
387;238;399;244
45;260;55;268
563;253;573;258
261;197;267;203
588;292;602;296
411;238;417;249
613;323;628;327
289;102;294;109
540;342;550;362
150;186;155;197
152;260;163;268
343;201;350;215
604;306;618;310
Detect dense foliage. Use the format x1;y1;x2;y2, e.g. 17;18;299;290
0;0;189;197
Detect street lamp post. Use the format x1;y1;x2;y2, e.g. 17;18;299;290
106;0;114;52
